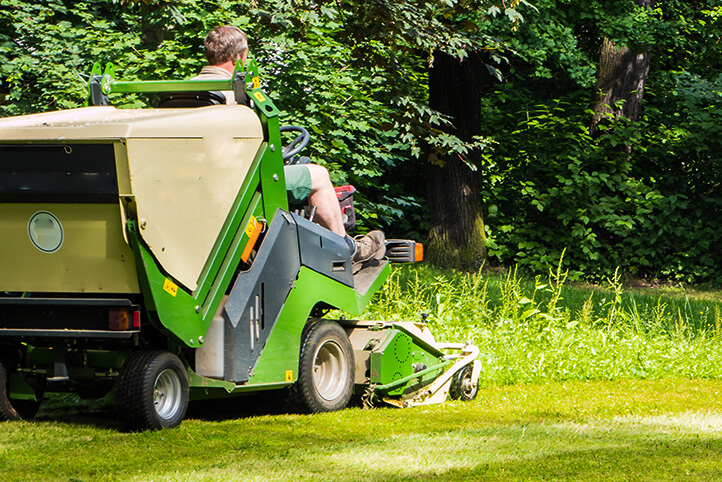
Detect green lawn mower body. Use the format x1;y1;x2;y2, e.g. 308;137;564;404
0;61;480;430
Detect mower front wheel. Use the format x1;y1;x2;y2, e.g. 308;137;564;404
449;364;479;402
290;320;354;413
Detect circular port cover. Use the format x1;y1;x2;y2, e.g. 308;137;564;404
28;211;64;253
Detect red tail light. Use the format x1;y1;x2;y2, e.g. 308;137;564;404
133;310;141;329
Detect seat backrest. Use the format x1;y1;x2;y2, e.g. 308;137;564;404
157;90;227;108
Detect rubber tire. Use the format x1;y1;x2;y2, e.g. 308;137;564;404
115;351;189;431
0;360;42;421
449;364;479;402
289;320;354;414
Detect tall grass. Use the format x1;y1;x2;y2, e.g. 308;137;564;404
360;263;722;385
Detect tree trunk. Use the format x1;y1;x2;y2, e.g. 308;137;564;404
140;1;168;50
590;0;653;135
426;51;486;270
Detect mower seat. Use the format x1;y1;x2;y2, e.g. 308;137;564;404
158;90;227;108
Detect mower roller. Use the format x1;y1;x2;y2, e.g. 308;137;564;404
0;60;480;430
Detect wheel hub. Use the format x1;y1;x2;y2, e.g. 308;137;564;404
153;368;182;420
313;340;348;402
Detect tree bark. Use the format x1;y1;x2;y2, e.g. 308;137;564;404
426;51;487;270
140;1;168;50
590;0;653;135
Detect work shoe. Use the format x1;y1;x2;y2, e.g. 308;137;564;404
352;230;386;266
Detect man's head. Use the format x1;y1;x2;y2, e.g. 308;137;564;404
204;25;248;67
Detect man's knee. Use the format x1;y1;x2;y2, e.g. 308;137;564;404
306;164;332;192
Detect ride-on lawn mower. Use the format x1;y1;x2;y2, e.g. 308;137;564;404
0;60;480;430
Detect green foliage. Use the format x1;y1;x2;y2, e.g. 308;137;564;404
1;0;523;235
473;0;722;284
482;75;722;284
250;0;525;233
481;96;675;280
0;0;250;114
0;0;131;114
2;0;722;282
249;4;415;231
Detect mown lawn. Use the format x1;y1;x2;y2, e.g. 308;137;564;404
2;378;722;481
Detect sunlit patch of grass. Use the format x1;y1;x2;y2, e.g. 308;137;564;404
612;412;722;435
4;380;722;481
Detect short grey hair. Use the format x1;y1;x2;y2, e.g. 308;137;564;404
204;25;248;65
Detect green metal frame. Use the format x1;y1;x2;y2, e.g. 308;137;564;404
249;265;390;385
367;328;448;397
8;373;38;402
373;360;452;394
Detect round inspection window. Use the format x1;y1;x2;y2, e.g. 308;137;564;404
28;211;64;253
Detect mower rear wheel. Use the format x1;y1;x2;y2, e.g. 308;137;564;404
290;320;354;413
0;360;42;421
449;364;479;402
115;350;189;431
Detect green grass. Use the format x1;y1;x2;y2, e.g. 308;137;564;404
4;264;722;480
3;379;722;481
360;265;722;384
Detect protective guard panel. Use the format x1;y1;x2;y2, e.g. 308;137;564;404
0;105;265;292
223;212;301;383
0;143;139;293
221;210;358;383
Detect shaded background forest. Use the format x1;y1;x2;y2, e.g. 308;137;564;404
1;0;721;284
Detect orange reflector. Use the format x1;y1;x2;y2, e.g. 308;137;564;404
241;218;264;263
109;308;130;331
414;243;424;262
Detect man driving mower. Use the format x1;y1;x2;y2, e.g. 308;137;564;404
195;25;385;270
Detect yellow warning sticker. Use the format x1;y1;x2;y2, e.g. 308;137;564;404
252;76;261;89
253;91;265;102
245;216;256;237
163;278;178;297
285;370;294;382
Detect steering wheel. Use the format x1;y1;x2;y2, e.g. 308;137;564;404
280;125;310;161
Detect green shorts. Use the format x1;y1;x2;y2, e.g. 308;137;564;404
284;164;312;204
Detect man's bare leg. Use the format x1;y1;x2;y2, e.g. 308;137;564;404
305;163;385;268
307;164;346;237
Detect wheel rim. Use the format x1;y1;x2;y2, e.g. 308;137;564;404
461;375;475;396
459;368;477;398
312;339;348;402
153;368;182;420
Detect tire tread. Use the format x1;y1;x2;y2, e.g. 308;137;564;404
0;360;41;421
449;364;478;402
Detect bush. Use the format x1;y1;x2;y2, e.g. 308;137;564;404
479;73;722;285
